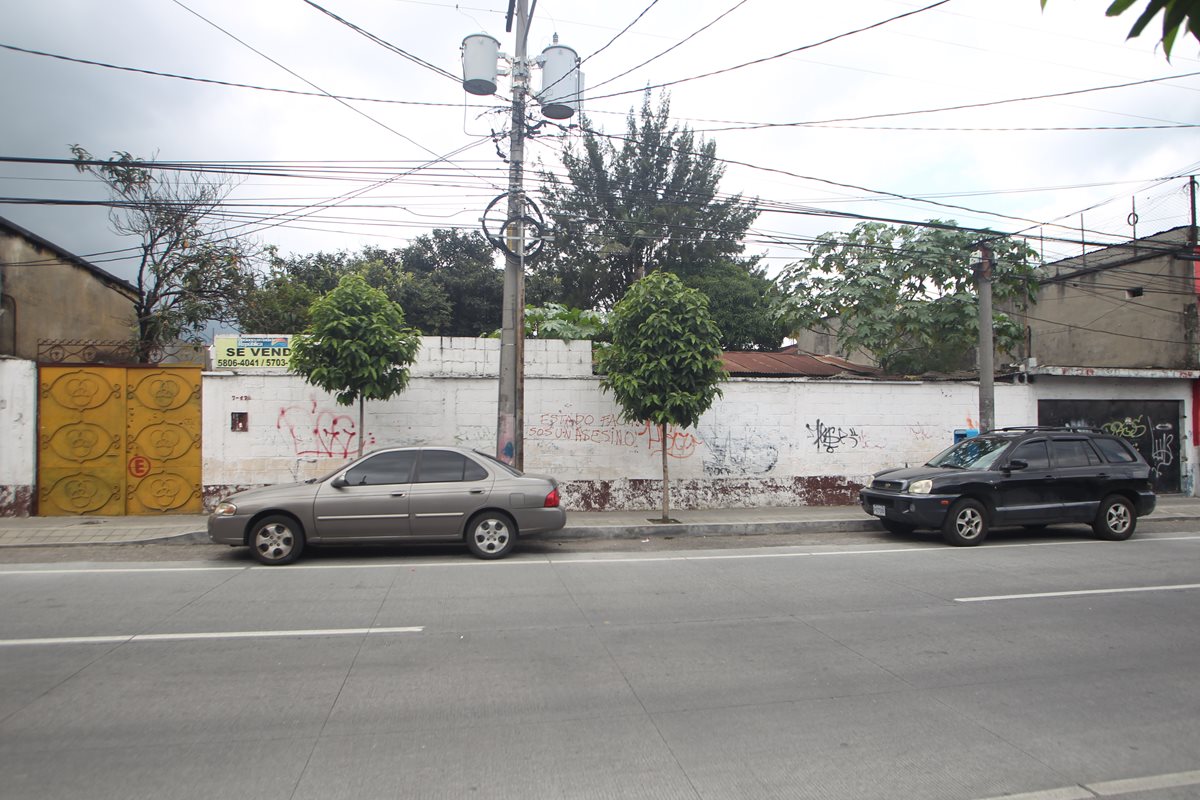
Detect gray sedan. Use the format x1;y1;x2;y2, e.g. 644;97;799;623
208;446;566;564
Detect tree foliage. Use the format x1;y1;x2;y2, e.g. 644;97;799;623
1041;0;1200;57
234;230;499;337
289;274;421;457
485;303;607;340
596;270;727;521
71;146;258;360
535;93;783;350
774;221;1039;375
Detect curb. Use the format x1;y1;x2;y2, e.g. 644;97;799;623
2;510;1196;548
548;517;879;540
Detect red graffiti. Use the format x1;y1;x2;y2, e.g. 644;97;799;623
276;400;374;458
638;421;702;459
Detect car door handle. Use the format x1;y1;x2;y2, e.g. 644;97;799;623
390;491;406;497
469;489;485;494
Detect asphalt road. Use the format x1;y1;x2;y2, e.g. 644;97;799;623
2;521;1198;800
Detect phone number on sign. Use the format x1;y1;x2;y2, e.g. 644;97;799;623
216;358;290;368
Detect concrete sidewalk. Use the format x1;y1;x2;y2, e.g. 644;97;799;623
2;495;1200;547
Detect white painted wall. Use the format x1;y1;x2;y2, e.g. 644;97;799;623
201;337;1042;509
0;358;37;515
2;341;1194;515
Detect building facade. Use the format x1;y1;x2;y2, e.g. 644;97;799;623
0;215;138;360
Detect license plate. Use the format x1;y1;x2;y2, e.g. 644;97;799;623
872;504;886;516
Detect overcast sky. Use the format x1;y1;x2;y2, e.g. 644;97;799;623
2;0;1198;285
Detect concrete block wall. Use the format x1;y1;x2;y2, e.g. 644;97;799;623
200;338;1040;510
0;358;36;515
4;340;1194;515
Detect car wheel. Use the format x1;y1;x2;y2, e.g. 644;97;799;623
249;515;305;565
942;499;988;546
881;520;916;535
465;511;517;559
1093;495;1136;541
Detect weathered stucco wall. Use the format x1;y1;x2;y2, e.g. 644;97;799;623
3;341;1193;515
0;358;36;515
0;233;137;360
201;337;1038;511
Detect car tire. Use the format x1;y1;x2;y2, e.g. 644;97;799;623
1093;495;1136;541
881;520;916;535
249;515;305;565
942;499;988;546
465;511;517;559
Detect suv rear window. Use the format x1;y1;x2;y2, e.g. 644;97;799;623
1093;437;1137;463
1052;439;1103;467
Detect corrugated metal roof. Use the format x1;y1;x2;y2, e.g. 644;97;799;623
722;349;881;378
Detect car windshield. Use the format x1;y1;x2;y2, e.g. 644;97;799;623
926;436;1012;470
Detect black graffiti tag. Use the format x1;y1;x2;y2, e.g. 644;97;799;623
807;419;860;453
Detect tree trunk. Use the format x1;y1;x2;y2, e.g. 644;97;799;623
660;422;670;522
357;396;365;458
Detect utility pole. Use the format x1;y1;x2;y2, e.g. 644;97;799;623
976;244;995;434
461;8;580;471
497;0;530;469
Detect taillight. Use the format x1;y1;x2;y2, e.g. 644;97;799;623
544;487;561;508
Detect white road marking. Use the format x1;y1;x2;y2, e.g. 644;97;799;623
0;535;1197;576
973;787;1092;800
0;566;246;576
974;768;1200;800
956;583;1200;602
0;626;423;647
1088;768;1200;794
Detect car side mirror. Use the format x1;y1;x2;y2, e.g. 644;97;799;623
1005;459;1028;472
330;476;348;489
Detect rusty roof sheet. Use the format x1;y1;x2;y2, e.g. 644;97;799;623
722;350;881;378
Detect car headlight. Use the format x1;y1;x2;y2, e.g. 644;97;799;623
908;479;933;495
213;501;238;516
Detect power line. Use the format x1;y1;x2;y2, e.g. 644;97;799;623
298;0;460;82
0;43;488;109
168;0;501;191
582;0;661;63
688;71;1200;133
581;0;953;104
588;0;752;94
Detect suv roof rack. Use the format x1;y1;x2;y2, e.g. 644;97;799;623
988;425;1103;434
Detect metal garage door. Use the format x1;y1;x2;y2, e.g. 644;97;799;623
1038;399;1180;494
38;365;202;515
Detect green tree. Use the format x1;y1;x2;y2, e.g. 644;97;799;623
774;221;1039;375
596;271;727;522
536;93;781;350
486;303;607;340
289;274;421;457
1041;0;1200;57
71;146;258;360
234;230;499;336
396;230;503;336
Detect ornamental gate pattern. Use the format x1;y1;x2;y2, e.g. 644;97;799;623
37;366;202;516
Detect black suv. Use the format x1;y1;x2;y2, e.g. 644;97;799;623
859;427;1156;546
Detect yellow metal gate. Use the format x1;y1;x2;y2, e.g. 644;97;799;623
38;366;202;516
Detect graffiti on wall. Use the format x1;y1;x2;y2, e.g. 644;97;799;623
1152;428;1175;479
806;419;861;453
1099;414;1173;480
277;399;375;458
698;424;779;476
527;411;701;458
1101;415;1148;439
